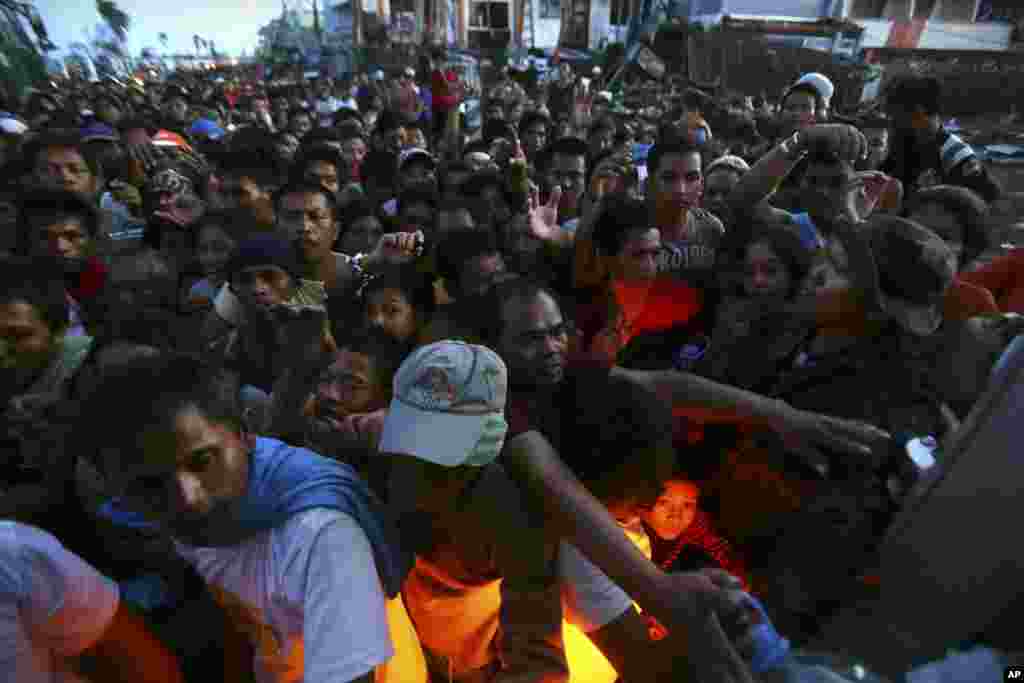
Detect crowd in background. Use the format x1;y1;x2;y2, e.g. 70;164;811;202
1;45;1022;683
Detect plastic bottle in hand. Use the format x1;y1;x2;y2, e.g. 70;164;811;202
508;141;530;197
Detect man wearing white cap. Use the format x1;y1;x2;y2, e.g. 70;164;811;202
380;340;571;682
381;341;741;682
794;72;834;121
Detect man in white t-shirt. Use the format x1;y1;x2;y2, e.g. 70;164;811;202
77;352;426;683
0;521;183;683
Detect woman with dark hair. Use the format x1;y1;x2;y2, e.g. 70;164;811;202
739;226;815;302
340;264;437;348
699;222;818;387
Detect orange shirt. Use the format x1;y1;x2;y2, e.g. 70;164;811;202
960;249;1024;314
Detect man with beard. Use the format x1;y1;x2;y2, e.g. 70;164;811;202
75;352;425;683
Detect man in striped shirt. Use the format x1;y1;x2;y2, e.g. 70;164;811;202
881;75;1002;203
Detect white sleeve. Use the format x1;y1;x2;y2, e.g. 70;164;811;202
213;282;245;326
0;522;119;657
558;542;633;634
296;512;394;682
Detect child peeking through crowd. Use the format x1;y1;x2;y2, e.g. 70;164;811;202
640;476;751;591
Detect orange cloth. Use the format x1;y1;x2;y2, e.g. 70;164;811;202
960;249;1024;314
809;278;998;337
579;279;704;364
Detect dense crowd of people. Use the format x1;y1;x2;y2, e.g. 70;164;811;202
0;45;1022;682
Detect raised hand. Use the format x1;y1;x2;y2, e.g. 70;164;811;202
768;404;891;472
369;230;424;266
528;185;562;243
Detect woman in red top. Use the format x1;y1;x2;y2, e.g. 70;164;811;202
641;477;751;591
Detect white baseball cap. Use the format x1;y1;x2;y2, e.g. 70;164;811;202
0;117;27;136
379;341;509;467
795;72;834;106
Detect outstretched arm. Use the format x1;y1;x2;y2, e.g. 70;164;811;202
501;431;755;683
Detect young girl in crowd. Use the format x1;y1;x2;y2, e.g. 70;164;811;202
641;476;751;590
185;209;250;309
352;264;437;347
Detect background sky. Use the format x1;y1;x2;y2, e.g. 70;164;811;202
35;0;293;60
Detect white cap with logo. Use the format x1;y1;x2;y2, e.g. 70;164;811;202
379;341;509;467
794;72;834;108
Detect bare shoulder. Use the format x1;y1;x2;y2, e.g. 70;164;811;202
690;208;725;237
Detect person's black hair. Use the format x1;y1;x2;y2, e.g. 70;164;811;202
288;106;312;122
117;116;158;136
228;126;277;154
273;180;339;214
744;225;815;299
647;134;702;178
301;127;343;149
462;139;492;158
591;194;652;258
337;119;365;141
857;112;890;132
333;108;363;128
440;160;473;185
189;207;260;252
73;352;244;475
588;117;616;138
434;229;501;298
803;135;849;167
291;144;343;180
557;370;673;507
356;263;436;324
781;83;825;112
587;149;639;190
66;333;164;403
397;186;439;214
0;255;68;332
339;325;411;395
220;144;282;189
906;184;991;267
340;197;380;228
375;109;401;133
535;137;588;173
884;75;942;116
459;169;504;198
22;131;100;179
17;189;101;254
482;119;516;146
519;111;550;136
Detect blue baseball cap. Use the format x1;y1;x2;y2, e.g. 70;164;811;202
188;118;226;141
